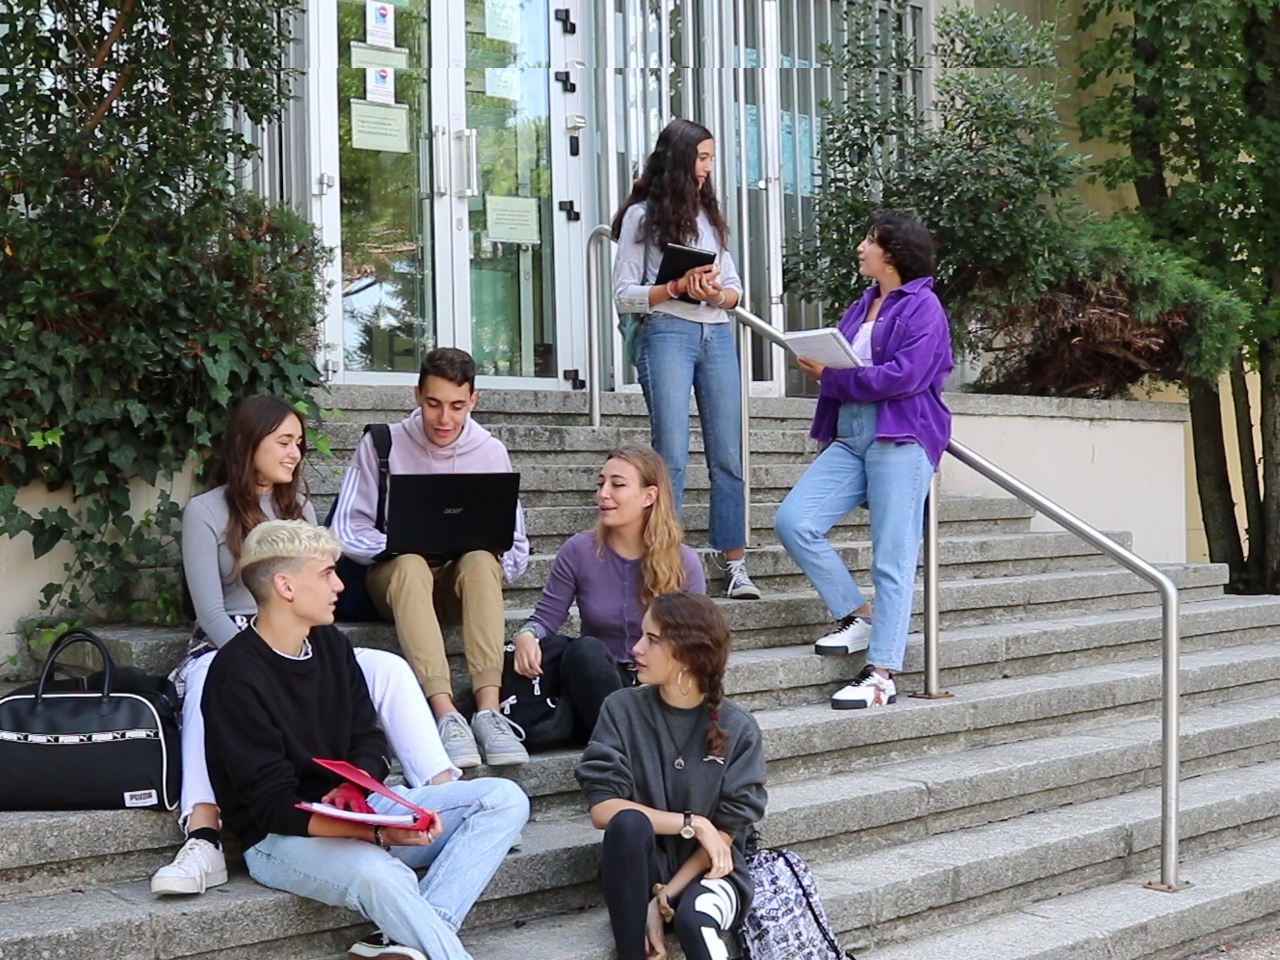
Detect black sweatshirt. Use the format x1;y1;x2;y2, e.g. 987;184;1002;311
201;624;390;852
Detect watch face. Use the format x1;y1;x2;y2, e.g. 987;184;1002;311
680;825;696;839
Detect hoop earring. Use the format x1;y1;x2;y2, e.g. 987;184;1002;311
677;668;692;697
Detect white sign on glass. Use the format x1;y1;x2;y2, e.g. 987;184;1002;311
350;100;410;153
365;67;395;105
486;196;541;244
365;1;396;48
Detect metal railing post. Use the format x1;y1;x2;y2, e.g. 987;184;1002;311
585;226;612;429
910;473;948;699
738;319;753;545
945;438;1183;891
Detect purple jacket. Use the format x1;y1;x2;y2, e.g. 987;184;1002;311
811;276;954;467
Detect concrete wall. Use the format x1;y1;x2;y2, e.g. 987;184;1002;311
0;466;197;680
941;394;1188;563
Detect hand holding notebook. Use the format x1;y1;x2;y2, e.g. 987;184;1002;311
296;758;437;831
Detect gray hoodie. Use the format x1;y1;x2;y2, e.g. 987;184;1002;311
329;410;529;582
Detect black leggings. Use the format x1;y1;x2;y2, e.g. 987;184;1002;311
560;635;637;739
599;809;741;960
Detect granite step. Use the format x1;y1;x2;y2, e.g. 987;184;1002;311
303;460;817;507
301;494;1039;554
58;563;1227;679
9;679;1280;960
10;681;1280;908
317;422;823;464
862;834;1280;960
492;530;1134;606
317;385;819;431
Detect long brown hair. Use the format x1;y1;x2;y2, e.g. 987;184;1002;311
594;444;687;604
610;118;730;251
648;591;732;758
209;396;309;562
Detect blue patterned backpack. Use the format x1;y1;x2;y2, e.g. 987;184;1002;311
740;846;854;960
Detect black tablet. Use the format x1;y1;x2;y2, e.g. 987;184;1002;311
654;243;717;303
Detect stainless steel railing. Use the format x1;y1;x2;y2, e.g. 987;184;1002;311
583;228;1184;890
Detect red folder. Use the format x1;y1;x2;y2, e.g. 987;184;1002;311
296;758;436;831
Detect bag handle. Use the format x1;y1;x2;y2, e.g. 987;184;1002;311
778;850;856;960
35;629;115;705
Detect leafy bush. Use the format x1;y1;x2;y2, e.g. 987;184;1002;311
788;1;1243;398
0;0;328;631
970;218;1248;397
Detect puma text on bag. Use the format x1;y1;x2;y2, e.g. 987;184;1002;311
740;847;854;960
0;629;181;811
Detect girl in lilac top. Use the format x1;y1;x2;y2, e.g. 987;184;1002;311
776;211;954;711
509;445;705;746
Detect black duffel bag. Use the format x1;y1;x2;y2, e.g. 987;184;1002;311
0;628;180;811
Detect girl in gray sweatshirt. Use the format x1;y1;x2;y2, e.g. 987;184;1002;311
576;592;767;960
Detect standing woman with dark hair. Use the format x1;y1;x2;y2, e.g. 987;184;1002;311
775;210;955;711
576;592;767;960
152;397;458;898
611;118;760;601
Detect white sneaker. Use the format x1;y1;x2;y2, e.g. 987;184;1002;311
437;711;482;768
813;615;872;655
831;666;897;710
724;559;762;600
150;837;228;895
472;709;529;766
348;933;428;960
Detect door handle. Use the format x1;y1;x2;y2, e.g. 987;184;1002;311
456;128;479;198
432;126;450;198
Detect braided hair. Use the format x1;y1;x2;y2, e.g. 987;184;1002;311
647;591;732;757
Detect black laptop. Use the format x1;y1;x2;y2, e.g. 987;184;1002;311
384;473;521;562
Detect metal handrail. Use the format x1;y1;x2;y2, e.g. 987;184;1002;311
585;225;614;429
938;438;1182;892
582;227;1185;890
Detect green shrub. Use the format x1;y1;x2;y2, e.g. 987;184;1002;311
0;0;328;626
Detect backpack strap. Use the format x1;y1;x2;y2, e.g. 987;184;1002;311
364;423;393;533
778;850;856;960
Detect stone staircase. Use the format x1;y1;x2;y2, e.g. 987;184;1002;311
4;387;1280;960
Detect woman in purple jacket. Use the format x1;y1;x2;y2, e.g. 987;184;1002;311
508;444;706;746
776;210;954;710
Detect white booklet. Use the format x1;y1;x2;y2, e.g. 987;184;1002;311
783;327;862;369
296;802;420;827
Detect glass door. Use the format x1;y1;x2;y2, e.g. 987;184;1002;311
433;0;570;383
332;0;585;385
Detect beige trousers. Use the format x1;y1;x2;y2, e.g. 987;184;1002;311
365;551;505;699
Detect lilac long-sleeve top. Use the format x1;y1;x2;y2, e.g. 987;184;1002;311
520;532;706;662
811;276;955;467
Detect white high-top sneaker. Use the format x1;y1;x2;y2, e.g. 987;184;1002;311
150;836;228;896
812;614;872;655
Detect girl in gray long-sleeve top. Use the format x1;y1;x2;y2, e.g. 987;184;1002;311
610;117;761;603
576;592;767;960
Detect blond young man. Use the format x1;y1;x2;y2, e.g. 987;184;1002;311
201;520;529;960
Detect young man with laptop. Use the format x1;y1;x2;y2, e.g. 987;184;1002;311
202;519;528;960
330;347;531;769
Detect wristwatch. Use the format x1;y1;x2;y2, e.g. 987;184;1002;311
680;811;696;840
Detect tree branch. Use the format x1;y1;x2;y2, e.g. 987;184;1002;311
84;64;135;131
90;0;136;69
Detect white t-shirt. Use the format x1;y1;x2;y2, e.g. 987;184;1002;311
851;318;877;365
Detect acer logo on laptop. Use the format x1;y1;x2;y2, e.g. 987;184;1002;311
443;507;464;515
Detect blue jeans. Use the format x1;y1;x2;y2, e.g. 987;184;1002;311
634;313;746;550
774;402;934;671
244;778;529;960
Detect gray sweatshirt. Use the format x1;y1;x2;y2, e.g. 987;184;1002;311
182;486;317;647
576;684;768;907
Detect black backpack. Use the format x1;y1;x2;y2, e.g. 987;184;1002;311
324;423;392;622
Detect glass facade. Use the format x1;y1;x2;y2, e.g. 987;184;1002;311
292;0;930;392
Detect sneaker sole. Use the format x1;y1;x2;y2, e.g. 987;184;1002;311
831;694;898;710
450;752;483;768
349;946;426;960
150;866;228;896
482;751;529;766
813;643;866;656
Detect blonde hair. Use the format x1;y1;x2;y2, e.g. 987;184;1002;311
594;444;688;604
241;519;341;602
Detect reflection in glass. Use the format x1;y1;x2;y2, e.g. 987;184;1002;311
338;0;434;373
